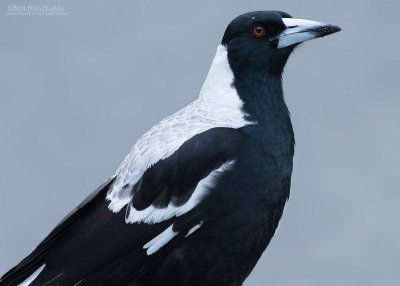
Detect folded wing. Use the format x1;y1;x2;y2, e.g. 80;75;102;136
0;127;243;286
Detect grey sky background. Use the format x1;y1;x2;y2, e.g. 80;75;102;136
0;0;399;285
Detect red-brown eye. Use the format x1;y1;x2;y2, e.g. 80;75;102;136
252;25;265;37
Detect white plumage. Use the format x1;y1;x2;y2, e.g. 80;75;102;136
106;45;254;224
124;160;235;224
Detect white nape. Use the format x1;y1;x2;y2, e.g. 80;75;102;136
18;264;45;286
106;45;252;224
143;225;178;255
185;221;204;238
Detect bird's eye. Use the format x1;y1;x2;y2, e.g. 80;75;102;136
252;25;266;37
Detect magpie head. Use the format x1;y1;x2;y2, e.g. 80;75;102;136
222;11;341;76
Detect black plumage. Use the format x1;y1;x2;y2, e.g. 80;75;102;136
0;10;340;286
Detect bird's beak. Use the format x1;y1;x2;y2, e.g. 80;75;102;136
274;18;341;49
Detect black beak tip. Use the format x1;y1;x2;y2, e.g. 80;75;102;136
320;24;342;37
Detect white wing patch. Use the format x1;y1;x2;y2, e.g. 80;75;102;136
106;44;254;221
143;225;178;255
18;264;45;286
125;160;235;224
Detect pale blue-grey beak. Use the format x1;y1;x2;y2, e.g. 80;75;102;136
275;18;341;49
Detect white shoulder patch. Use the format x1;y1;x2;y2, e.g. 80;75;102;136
125;160;235;224
18;264;45;286
106;45;254;223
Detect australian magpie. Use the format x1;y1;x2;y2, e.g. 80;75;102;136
0;10;340;286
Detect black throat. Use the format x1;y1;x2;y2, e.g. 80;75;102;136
230;60;292;127
235;68;289;125
225;42;293;126
226;44;295;160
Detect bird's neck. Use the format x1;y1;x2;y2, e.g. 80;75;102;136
234;71;290;126
225;49;294;150
198;45;293;140
200;45;291;126
198;45;243;108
